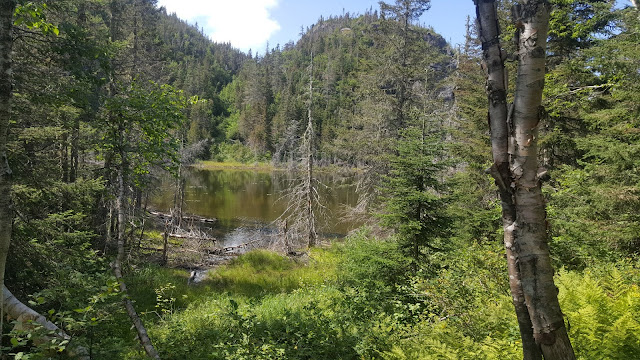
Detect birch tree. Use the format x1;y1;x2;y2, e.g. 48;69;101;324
473;0;576;358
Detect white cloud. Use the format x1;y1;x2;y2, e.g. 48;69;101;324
157;0;280;52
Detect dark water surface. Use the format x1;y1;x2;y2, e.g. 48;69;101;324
152;168;363;247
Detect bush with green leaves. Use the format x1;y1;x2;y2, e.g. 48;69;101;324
104;235;640;359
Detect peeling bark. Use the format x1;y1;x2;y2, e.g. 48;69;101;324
475;1;540;358
475;0;575;358
511;2;575;358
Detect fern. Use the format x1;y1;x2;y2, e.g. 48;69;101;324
557;262;640;359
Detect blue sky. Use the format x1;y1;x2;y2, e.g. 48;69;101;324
156;0;635;54
268;0;477;51
156;0;476;53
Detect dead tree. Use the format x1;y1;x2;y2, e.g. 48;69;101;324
277;53;321;250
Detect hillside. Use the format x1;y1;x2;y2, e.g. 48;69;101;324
1;0;640;359
202;10;454;165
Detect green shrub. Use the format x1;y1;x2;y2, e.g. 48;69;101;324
119;238;640;359
336;230;411;293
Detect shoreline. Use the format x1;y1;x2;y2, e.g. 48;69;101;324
191;160;361;174
191;161;278;172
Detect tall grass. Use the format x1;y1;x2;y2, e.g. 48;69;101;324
113;239;640;359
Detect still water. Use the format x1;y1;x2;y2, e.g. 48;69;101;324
152;168;363;247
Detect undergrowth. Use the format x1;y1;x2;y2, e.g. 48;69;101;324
108;233;640;360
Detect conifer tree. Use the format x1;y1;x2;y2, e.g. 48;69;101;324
381;114;451;271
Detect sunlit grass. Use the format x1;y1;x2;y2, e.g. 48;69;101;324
192;160;276;172
208;249;337;297
125;248;338;313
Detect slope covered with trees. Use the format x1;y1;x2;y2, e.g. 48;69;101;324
1;0;640;358
206;8;453;168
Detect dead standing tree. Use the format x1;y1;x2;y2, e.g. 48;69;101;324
474;0;576;359
277;53;321;250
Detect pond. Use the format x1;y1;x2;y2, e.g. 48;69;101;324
152;167;365;248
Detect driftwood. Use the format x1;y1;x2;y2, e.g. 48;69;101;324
149;211;216;224
219;239;262;253
161;232;215;241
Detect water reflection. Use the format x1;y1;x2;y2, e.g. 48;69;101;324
152;168;362;245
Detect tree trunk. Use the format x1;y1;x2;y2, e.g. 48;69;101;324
475;1;540;358
3;285;66;336
0;0;16;345
306;54;316;248
70;115;80;182
114;166;161;359
474;1;576;359
511;2;575;358
3;286;90;359
161;219;169;265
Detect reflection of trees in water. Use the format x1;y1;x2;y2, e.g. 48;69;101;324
183;169;208;189
153;168;367;236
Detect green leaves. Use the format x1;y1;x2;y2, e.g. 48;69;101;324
14;3;59;36
101;80;189;180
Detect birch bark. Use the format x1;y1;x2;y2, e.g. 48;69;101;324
474;1;540;358
511;2;575;358
474;0;576;358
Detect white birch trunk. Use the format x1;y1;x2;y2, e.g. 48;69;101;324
475;0;576;358
3;286;89;359
511;2;575;358
474;1;540;358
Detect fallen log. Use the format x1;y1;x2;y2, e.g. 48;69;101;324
161;232;215;241
219;239;263;253
149;211;217;224
3;286;89;359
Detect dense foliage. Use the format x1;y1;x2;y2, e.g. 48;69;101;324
2;0;640;358
117;238;640;360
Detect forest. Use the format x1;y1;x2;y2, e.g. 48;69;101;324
0;0;639;359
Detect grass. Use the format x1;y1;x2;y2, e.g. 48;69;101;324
208;249;337;297
93;237;640;360
192;161;276;172
112;248;341;358
125;248;337;310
